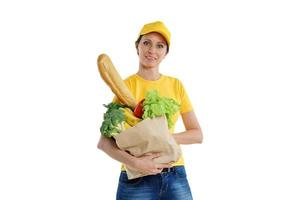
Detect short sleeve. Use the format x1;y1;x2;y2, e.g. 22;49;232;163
177;80;193;114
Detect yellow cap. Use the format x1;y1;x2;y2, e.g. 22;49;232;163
138;21;171;47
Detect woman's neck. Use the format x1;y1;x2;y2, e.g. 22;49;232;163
137;66;160;81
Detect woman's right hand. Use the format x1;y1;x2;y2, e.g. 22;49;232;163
127;152;172;175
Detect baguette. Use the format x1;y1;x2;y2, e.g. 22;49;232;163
97;54;137;109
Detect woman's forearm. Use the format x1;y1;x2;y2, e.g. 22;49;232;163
173;128;203;144
97;135;136;167
175;111;203;144
97;135;171;174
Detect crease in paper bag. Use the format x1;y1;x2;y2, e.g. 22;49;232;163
114;116;181;179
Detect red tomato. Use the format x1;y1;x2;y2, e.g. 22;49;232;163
133;99;145;118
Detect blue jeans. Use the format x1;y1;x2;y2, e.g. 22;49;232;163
116;166;193;200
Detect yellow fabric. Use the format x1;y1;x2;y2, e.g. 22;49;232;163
118;74;193;170
139;21;171;47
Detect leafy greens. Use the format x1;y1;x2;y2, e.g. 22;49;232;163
100;103;125;137
142;90;180;128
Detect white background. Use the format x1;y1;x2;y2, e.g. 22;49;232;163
0;0;299;199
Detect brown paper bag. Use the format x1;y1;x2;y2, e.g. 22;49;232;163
114;116;181;179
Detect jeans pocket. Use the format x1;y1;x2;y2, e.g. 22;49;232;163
119;172;143;186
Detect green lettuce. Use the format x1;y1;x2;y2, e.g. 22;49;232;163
142;90;180;128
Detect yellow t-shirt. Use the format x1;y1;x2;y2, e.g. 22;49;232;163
120;74;193;169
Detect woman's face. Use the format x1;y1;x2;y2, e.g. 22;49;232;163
137;32;168;69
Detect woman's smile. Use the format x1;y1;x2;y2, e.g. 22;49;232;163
145;55;157;61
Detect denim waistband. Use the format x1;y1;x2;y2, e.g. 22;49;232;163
121;165;184;173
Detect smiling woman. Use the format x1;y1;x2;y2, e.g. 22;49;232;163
136;32;168;70
97;21;203;200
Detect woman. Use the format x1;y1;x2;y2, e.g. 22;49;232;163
98;21;203;200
